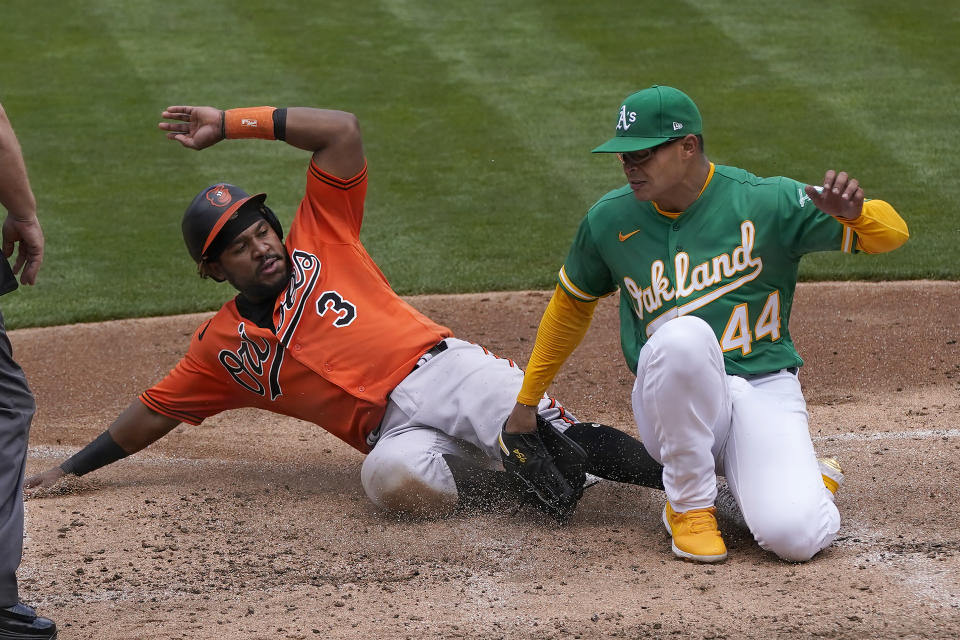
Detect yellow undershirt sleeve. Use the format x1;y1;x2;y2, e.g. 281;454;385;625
516;285;599;406
844;199;909;254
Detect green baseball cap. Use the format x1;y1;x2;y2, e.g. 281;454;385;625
592;85;702;153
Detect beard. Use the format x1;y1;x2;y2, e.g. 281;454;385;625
230;253;292;303
245;271;291;302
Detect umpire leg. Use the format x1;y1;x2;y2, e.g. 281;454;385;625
0;311;35;607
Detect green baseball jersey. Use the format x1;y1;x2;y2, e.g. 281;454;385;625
559;164;858;376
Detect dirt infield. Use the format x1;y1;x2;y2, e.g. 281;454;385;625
12;281;960;639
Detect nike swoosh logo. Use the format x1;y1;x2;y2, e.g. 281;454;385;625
198;320;212;341
619;229;641;242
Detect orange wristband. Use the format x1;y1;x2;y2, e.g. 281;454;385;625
224;106;277;139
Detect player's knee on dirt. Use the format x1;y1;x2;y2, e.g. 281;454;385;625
749;499;838;562
360;449;458;518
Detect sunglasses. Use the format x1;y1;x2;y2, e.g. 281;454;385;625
617;137;683;166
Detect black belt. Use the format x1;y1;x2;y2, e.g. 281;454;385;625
737;366;798;381
412;340;448;371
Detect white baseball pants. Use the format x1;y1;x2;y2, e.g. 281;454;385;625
631;315;840;562
360;338;576;517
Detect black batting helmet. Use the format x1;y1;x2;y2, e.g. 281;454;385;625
182;183;284;265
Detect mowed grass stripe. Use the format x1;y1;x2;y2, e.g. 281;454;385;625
2;3;186;326
686;0;954;279
93;0;581;294
370;0;607;291
0;2;955;328
369;0;765;291
6;1;408;325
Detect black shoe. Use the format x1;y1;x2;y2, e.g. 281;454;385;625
0;603;57;639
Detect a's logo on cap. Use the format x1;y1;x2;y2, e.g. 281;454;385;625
672;121;684;131
617;105;637;131
206;184;232;208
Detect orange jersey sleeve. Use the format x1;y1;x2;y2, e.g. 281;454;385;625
287;160;368;244
139;316;243;425
274;161;453;416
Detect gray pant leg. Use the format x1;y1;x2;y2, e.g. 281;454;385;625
0;309;35;607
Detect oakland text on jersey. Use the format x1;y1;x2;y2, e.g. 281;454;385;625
623;220;762;335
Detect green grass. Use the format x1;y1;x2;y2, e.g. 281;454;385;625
1;0;956;328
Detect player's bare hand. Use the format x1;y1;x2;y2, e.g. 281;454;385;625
159;105;223;150
23;466;67;498
1;214;43;285
804;170;864;220
503;402;538;434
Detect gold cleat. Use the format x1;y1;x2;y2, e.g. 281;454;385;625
818;457;844;495
662;502;727;563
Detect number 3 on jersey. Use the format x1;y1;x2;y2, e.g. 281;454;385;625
720;291;781;355
317;290;357;327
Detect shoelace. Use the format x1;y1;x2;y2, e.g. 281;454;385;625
681;509;719;534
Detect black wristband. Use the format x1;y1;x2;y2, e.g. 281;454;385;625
272;107;287;141
59;430;130;476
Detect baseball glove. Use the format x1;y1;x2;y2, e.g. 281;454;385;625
498;415;588;523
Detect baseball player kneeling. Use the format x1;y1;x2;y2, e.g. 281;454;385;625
25;103;669;523
503;85;908;562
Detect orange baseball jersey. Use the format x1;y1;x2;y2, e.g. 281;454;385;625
140;160;453;452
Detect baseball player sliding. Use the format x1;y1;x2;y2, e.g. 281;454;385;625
503;85;908;563
25;102;667;521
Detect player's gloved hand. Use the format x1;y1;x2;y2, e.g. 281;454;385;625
535;415;588;493
498;415;588;523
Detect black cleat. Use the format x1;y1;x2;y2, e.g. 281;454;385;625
0;603;57;639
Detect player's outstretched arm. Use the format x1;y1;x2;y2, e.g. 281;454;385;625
24;400;179;496
284;107;363;178
158;105;364;180
504;287;599;434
